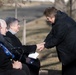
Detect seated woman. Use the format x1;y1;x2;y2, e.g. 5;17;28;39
0;19;29;75
5;17;40;75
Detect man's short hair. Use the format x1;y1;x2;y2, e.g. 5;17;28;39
44;7;58;17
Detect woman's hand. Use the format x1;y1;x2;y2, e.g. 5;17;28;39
12;61;22;69
36;42;45;51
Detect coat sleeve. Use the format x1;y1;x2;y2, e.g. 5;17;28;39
22;45;36;54
44;24;68;48
0;47;12;70
0;47;5;66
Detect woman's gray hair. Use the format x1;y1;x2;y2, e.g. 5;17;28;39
5;17;19;29
0;19;6;27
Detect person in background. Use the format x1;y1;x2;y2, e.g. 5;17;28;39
5;17;40;75
0;19;28;75
37;7;76;75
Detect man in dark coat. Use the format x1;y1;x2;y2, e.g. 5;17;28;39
5;17;40;75
38;7;76;75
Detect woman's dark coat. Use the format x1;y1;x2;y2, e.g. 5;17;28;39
6;31;40;75
6;31;36;54
44;11;76;75
0;34;29;75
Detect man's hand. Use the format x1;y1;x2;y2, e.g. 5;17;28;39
36;42;45;51
12;61;22;69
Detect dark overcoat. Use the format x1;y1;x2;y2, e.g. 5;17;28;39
6;31;36;54
6;31;40;75
0;34;28;75
44;11;76;75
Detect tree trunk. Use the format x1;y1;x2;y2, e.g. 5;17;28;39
54;0;66;12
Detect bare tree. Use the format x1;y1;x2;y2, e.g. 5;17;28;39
69;0;72;17
54;0;67;12
54;0;76;20
7;0;14;3
15;0;18;18
66;0;76;20
66;0;72;17
0;0;3;7
71;0;76;20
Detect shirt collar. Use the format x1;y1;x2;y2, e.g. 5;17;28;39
8;29;16;35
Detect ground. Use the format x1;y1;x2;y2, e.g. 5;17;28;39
16;16;62;75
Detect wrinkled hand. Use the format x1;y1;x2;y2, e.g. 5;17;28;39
36;42;45;51
12;61;22;69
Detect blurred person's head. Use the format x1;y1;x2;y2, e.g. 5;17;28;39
5;17;20;34
44;7;58;24
0;19;7;35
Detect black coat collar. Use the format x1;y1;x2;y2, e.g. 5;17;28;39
52;11;68;26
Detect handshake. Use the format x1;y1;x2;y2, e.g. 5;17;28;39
36;42;45;51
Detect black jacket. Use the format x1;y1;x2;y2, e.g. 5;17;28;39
6;31;40;75
44;11;76;65
6;31;37;62
6;31;36;54
0;34;13;72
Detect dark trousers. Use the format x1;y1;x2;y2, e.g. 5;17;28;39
22;64;30;75
26;59;40;75
0;69;27;75
62;60;76;75
21;56;40;75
